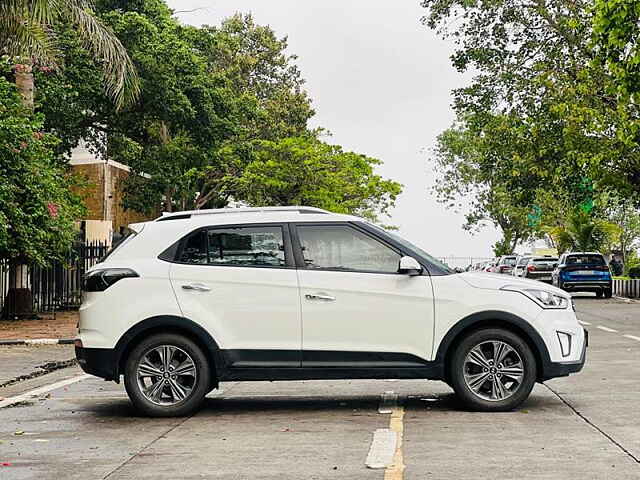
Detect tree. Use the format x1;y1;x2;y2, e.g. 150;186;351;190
228;136;402;222
593;0;640;99
422;0;640;250
0;77;84;264
0;0;139;110
432;114;550;254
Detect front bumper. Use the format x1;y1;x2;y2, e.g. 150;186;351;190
542;328;587;380
75;343;118;381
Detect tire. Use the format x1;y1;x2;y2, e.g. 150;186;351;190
124;333;211;417
604;288;612;299
449;328;537;412
595;290;603;298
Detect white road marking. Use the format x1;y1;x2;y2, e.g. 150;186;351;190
0;374;90;409
365;429;398;469
623;334;640;342
578;321;591;326
597;325;619;333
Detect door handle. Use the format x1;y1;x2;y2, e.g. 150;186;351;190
182;283;211;292
305;293;335;301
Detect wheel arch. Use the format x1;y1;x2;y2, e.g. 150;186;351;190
436;311;551;383
114;315;221;384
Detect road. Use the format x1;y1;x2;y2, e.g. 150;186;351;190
0;295;638;479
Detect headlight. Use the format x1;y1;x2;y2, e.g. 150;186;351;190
501;285;569;309
84;268;139;292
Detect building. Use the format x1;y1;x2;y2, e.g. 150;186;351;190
70;141;157;245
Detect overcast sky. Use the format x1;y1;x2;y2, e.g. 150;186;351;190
168;0;500;258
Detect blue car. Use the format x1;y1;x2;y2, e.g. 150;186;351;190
552;252;612;298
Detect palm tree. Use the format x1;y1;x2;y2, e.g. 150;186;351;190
0;0;140;109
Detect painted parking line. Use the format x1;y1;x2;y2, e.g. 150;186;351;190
623;334;640;342
0;374;90;409
596;325;619;333
578;321;591;326
366;392;405;478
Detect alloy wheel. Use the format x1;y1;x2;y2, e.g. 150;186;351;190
136;345;197;406
463;340;524;402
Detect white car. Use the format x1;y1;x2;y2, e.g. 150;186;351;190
76;207;587;416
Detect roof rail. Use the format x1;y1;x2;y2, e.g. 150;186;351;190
156;206;330;221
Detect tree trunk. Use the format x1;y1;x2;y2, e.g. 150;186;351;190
14;64;34;109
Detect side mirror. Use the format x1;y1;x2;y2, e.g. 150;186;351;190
398;256;423;276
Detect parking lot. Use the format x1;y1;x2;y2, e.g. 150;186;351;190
0;295;638;479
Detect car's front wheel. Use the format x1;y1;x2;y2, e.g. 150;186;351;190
450;328;537;412
124;333;211;417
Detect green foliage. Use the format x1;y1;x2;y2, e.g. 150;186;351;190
0;78;84;264
422;0;640;251
593;0;640;99
229;137;402;221
45;2;401;220
0;0;139;109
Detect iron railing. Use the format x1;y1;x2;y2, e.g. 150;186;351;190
0;242;108;316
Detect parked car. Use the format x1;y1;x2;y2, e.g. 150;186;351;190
552;252;612;298
522;256;558;284
76;206;587;416
483;260;497;272
496;255;518;274
512;256;532;278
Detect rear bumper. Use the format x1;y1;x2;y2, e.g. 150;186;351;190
75;345;118;381
562;280;611;289
541;328;587;380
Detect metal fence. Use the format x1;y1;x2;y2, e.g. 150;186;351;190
0;242;108;317
613;278;640;299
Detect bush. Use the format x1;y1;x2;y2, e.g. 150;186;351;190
0;77;84;265
629;267;640;279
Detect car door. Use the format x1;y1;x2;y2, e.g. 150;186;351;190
293;223;435;367
170;223;301;367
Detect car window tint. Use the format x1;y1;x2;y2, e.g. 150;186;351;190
297;225;400;273
503;257;517;266
207;226;285;267
533;257;557;263
179;230;207;264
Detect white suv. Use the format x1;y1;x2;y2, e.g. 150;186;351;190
76;207;587;416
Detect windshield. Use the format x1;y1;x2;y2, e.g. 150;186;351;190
517;257;530;266
501;257;517;266
566;254;605;266
533;257;557;264
368;224;454;274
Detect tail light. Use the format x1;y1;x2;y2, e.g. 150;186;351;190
527;265;536;272
84;268;139;292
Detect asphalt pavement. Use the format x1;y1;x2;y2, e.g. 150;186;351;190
0;295;638;479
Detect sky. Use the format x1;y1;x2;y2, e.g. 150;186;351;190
167;0;501;259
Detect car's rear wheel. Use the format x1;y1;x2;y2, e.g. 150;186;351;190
595;290;603;298
124;333;210;417
450;328;536;412
604;288;612;299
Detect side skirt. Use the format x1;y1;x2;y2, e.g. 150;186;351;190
218;366;443;382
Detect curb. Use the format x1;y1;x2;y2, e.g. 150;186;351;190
0;338;75;346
